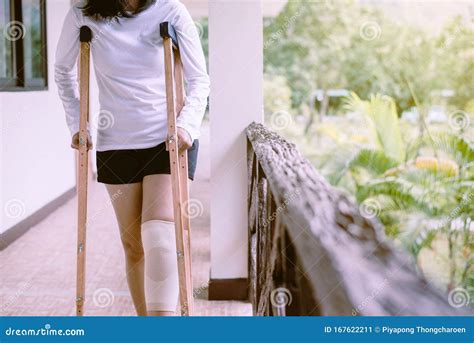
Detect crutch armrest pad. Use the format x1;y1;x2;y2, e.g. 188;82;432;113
80;26;93;43
160;22;179;48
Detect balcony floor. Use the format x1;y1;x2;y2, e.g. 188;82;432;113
0;125;252;316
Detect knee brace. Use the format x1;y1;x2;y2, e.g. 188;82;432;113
141;220;179;312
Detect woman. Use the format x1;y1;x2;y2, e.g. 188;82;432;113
55;0;210;316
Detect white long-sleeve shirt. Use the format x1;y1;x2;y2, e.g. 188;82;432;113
55;0;209;152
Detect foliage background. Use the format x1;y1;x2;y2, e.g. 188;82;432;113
260;0;473;297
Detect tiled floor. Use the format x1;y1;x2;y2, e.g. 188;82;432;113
0;125;252;316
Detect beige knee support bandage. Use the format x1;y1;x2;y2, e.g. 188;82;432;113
141;220;179;312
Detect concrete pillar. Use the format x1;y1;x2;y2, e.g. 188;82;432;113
208;0;263;298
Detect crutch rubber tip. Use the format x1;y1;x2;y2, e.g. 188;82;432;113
80;26;93;43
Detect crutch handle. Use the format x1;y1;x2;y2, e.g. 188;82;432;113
160;22;179;49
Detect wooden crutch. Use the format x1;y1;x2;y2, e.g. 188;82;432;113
76;25;92;316
160;22;194;316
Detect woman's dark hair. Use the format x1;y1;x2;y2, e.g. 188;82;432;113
81;0;155;21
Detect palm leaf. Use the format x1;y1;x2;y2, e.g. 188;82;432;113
356;177;436;216
344;93;406;162
428;133;474;166
323;147;399;186
348;149;399;175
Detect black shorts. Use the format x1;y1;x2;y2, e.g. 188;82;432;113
96;140;199;184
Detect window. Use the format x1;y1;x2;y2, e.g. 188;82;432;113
0;0;47;91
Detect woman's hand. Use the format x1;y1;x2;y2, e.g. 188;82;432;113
71;132;93;150
177;127;192;151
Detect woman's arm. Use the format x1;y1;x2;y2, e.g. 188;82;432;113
54;6;84;138
171;1;210;143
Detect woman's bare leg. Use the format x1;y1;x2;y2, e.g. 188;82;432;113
105;183;147;316
142;174;176;316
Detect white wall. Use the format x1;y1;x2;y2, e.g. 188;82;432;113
209;0;264;280
1;1;81;233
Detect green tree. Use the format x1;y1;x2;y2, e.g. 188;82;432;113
264;0;472;126
436;17;474;111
